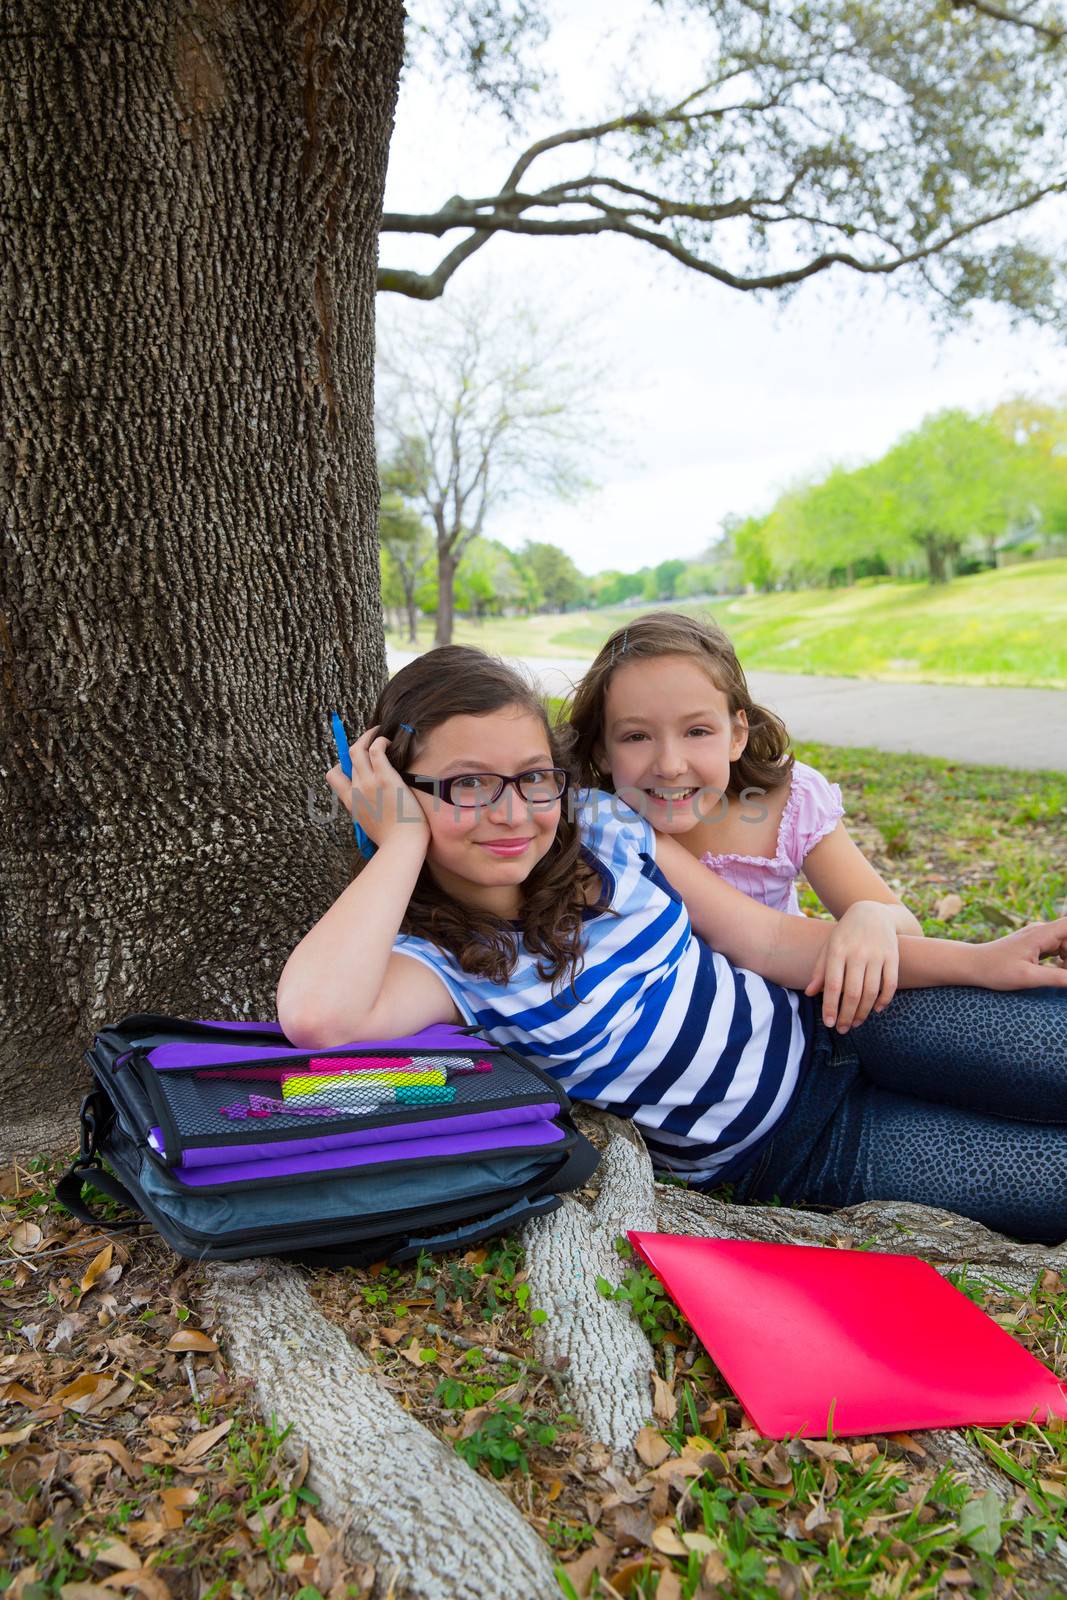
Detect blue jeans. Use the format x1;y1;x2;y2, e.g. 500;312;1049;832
732;986;1067;1244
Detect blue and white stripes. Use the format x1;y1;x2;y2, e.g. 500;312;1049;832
395;789;811;1182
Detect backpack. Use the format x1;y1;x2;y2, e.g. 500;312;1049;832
56;1013;599;1266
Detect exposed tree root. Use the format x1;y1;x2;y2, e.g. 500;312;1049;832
205;1259;559;1600
653;1181;1067;1294
522;1112;658;1457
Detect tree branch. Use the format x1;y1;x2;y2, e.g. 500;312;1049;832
379;175;1067;300
950;0;1065;43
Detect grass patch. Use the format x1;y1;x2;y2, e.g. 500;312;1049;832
388;558;1067;688
791;741;1067;939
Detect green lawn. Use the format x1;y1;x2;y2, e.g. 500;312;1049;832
390;558;1067;688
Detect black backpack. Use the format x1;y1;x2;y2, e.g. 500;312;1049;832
57;1013;599;1265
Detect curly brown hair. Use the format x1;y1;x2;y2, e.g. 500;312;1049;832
363;646;598;991
567;612;793;798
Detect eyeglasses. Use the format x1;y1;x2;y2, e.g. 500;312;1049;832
402;767;569;808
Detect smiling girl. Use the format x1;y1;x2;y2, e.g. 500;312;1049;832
278;646;1067;1244
568;612;922;1029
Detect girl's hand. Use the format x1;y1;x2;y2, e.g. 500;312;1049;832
972;919;1067;991
325;726;429;854
804;900;900;1032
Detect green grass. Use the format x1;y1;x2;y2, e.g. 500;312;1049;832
388;558;1067;688
789;740;1067;939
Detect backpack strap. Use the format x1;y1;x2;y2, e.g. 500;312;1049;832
55;1162;144;1231
54;1090;144;1231
388;1193;562;1262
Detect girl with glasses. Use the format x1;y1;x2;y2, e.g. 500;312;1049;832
279;646;1067;1244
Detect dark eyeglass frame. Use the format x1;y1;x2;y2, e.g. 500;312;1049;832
401;767;570;809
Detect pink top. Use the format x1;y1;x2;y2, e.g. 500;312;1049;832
700;759;844;916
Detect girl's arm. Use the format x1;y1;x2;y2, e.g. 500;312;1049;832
276;731;459;1047
799;822;922;1023
802;822;922;935
655;831;841;989
653;832;1067;1024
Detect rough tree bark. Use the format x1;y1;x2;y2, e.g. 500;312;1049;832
209;1113;1067;1598
0;0;404;1156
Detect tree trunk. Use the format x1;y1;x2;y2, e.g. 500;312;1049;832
0;0;406;1157
923;535;948;583
434;548;457;647
400;578;419;644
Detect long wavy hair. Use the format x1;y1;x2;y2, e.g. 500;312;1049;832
568;612;793;797
363;646;596;991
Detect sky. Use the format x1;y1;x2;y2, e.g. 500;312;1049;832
379;4;1067;577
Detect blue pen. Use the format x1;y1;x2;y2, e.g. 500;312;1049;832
330;712;377;860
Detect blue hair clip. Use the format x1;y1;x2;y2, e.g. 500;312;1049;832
330;712;376;860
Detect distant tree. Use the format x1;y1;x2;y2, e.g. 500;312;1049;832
518;540;587;612
376;288;597;645
991;396;1067;541
730;514;777;592
643;558;688;600
378;484;434;643
764;466;885;586
676;561;723;598
592;569;647;606
870;409;1041;581
455;537;526;619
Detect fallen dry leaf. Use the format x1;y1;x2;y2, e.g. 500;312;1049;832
702;1548;729;1584
165;1329;217;1353
0;1421;35;1446
634;1426;672;1468
560;1533;617;1599
303;1513;333;1556
56;1373;117;1415
606;1556;667;1594
654;1570;683;1600
106;1574;172;1600
93;1438;142;1480
651;1371;677;1423
935;892;964;921
74;1535;140;1571
9;1220;43;1254
888;1431;927;1458
651;1522;688;1557
159;1486;199;1529
60;1586;116;1600
174;1416;232;1466
80;1244;114;1294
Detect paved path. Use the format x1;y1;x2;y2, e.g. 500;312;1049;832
386;649;1067;772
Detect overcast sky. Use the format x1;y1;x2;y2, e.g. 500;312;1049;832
379;4;1067;577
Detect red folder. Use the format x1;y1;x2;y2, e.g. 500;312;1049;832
629;1232;1067;1439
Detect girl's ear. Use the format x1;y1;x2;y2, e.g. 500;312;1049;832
730;710;749;762
593;741;608;778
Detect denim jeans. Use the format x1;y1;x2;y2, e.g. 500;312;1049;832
732;986;1067;1244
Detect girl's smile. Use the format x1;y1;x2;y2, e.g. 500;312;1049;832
600;655;748;837
476;837;536;857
